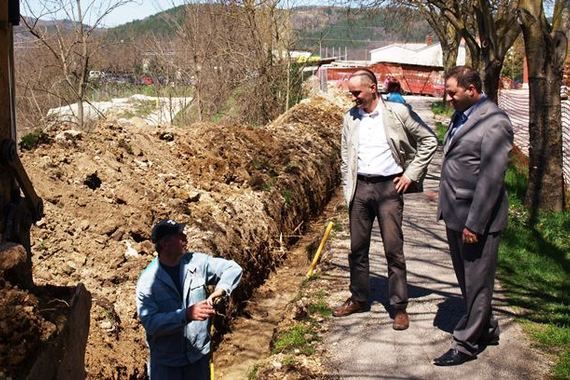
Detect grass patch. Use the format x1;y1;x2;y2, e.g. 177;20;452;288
282;355;299;367
247;362;260;380
435;121;447;145
272;323;316;355
132;99;157;117
19;129;52;151
330;218;343;232
271;290;330;357
282;189;293;207
431;100;453;116
118;99;157;119
307;292;332;318
172;101;199;126
88;83;193;102
498;156;570;378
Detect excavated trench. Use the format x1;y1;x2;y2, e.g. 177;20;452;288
213;192;345;379
3;95;346;378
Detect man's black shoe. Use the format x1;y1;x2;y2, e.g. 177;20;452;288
480;336;499;346
433;349;476;366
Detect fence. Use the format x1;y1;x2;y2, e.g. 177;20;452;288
319;63;445;96
498;89;570;186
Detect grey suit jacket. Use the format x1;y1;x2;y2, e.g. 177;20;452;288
341;99;437;205
437;98;514;234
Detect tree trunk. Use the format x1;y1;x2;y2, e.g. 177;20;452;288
440;36;460;104
518;2;567;214
442;43;459;72
476;0;503;103
78;98;84;128
463;35;481;72
480;59;503;103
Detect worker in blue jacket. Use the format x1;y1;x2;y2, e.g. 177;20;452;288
136;219;242;380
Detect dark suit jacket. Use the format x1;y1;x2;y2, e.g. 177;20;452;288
437;98;514;234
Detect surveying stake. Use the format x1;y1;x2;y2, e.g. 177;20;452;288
306;221;334;277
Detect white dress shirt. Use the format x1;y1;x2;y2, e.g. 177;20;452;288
357;103;403;176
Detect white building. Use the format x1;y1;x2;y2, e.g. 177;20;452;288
370;41;466;67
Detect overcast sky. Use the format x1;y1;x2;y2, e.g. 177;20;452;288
21;0;186;27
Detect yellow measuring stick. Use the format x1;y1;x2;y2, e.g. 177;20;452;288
210;316;215;379
306;221;334;277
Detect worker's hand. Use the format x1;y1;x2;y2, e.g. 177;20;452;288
393;174;412;193
462;228;479;244
206;288;226;306
186;300;215;321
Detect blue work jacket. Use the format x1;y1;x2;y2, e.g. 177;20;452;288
136;252;242;367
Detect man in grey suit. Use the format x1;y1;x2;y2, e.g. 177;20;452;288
434;66;513;366
334;69;437;331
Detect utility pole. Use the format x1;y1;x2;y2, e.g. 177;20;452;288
285;0;291;112
0;1;16;142
0;1;18;245
1;0;43;288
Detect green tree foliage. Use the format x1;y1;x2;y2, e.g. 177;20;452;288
295;6;433;50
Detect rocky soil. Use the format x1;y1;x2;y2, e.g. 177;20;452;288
1;95;345;379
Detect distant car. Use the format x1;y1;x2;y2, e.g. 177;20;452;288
141;75;153;85
103;74;135;85
89;70;105;80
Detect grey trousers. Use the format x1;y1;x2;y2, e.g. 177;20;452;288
149;355;210;380
348;177;408;310
446;228;501;356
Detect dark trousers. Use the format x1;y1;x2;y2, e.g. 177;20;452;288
348;177;407;310
446;228;501;356
149;355;210;380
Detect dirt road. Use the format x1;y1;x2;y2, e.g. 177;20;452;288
321;97;551;379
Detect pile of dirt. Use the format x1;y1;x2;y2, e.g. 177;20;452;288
11;96;343;378
0;270;77;380
0;282;54;377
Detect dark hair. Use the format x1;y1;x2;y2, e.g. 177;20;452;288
385;78;402;93
350;68;378;87
445;66;482;92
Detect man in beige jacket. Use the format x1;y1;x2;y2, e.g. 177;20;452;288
334;69;437;330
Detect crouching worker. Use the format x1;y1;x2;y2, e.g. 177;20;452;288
136;219;242;380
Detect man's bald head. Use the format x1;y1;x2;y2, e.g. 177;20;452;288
349;69;378;88
348;68;379;112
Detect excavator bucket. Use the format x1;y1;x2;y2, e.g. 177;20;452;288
0;2;92;378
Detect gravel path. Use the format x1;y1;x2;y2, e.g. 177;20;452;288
322;96;550;379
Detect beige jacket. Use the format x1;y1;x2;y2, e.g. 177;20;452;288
341;99;437;205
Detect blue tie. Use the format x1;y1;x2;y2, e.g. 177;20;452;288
448;112;467;141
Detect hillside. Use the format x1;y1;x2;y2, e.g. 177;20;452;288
104;5;186;41
106;5;433;55
292;6;432;49
14;17;79;43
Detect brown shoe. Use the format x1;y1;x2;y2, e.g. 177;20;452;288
393;310;409;330
333;297;367;317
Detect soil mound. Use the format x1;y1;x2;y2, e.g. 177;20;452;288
12;96;343;378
